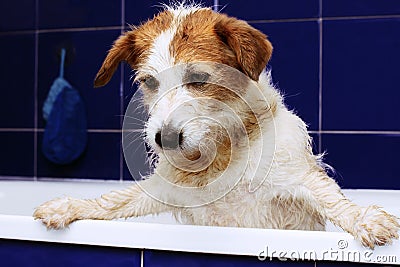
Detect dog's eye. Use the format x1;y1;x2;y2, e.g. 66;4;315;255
139;75;159;90
186;72;210;87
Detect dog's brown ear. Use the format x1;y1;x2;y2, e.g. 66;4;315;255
214;17;273;81
94;31;138;88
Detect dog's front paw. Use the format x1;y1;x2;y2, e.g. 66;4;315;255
353;205;399;249
33;197;78;230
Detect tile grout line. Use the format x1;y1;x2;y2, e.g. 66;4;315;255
0;26;123;36
33;0;39;182
0;128;39;132
0;128;123;133
121;0;125;28
120;68;124;182
213;0;219;11
2;14;399;36
313;0;321;220
322;130;400;134
247;14;400;24
38;26;123;34
249;18;319;24
0;30;37;36
33;176;123;182
119;0;125;182
318;0;323;154
87;129;123;133
310;130;400;135
120;0;125;182
324;14;400;21
2;128;400;135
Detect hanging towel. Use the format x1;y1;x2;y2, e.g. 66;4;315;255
42;48;87;165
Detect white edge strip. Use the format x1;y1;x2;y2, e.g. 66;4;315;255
1;214;399;264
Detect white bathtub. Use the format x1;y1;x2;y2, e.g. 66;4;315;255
0;180;399;265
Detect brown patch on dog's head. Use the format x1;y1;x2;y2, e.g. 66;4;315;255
171;9;239;67
170;9;272;82
95;8;272;87
94;10;174;87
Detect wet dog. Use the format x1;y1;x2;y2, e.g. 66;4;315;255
34;3;399;249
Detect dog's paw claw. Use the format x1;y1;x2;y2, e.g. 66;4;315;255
353;205;399;249
33;197;77;230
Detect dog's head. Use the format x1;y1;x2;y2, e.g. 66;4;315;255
95;4;273;174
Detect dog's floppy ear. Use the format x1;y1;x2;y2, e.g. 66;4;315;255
94;31;138;88
214;17;273;81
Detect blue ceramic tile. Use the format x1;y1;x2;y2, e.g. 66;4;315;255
122;146;153;181
0;132;34;177
317;260;386;266
37;132;121;180
122;65;152;180
125;0;166;26
255;21;319;130
323;0;400;17
321;134;400;189
310;133;320;155
322;19;400;131
0;239;141;267
37;30;122;129
0;34;35;128
122;157;150;181
122;117;152;181
144;250;315;267
125;0;214;26
201;0;215;9
38;0;121;29
0;0;36;31
123;64;140;116
218;0;319;20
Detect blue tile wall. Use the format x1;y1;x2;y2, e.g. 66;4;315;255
125;0;214;26
323;18;400;131
256;21;320;130
125;0;164;26
38;0;121;29
1;240;392;267
218;0;319;21
310;134;320;155
37;30;122;129
0;1;36;31
0;132;34;178
123;139;152;181
0;0;399;190
317;261;384;267
323;0;400;17
322;134;400;189
144;250;315;267
37;132;121;180
0;239;141;267
122;67;151;180
0;34;35;128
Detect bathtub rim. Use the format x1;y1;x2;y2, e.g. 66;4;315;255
0;180;399;265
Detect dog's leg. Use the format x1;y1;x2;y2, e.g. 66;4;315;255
303;170;399;248
33;179;169;229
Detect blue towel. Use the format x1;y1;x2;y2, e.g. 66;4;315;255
42;48;87;164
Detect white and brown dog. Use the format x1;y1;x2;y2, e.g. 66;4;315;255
34;3;399;249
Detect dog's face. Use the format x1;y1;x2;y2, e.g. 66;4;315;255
95;5;273;172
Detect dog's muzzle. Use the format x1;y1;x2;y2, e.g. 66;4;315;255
155;126;183;150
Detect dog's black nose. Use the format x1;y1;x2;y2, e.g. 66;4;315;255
155;127;183;149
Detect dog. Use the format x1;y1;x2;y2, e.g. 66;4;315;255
34;3;399;249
